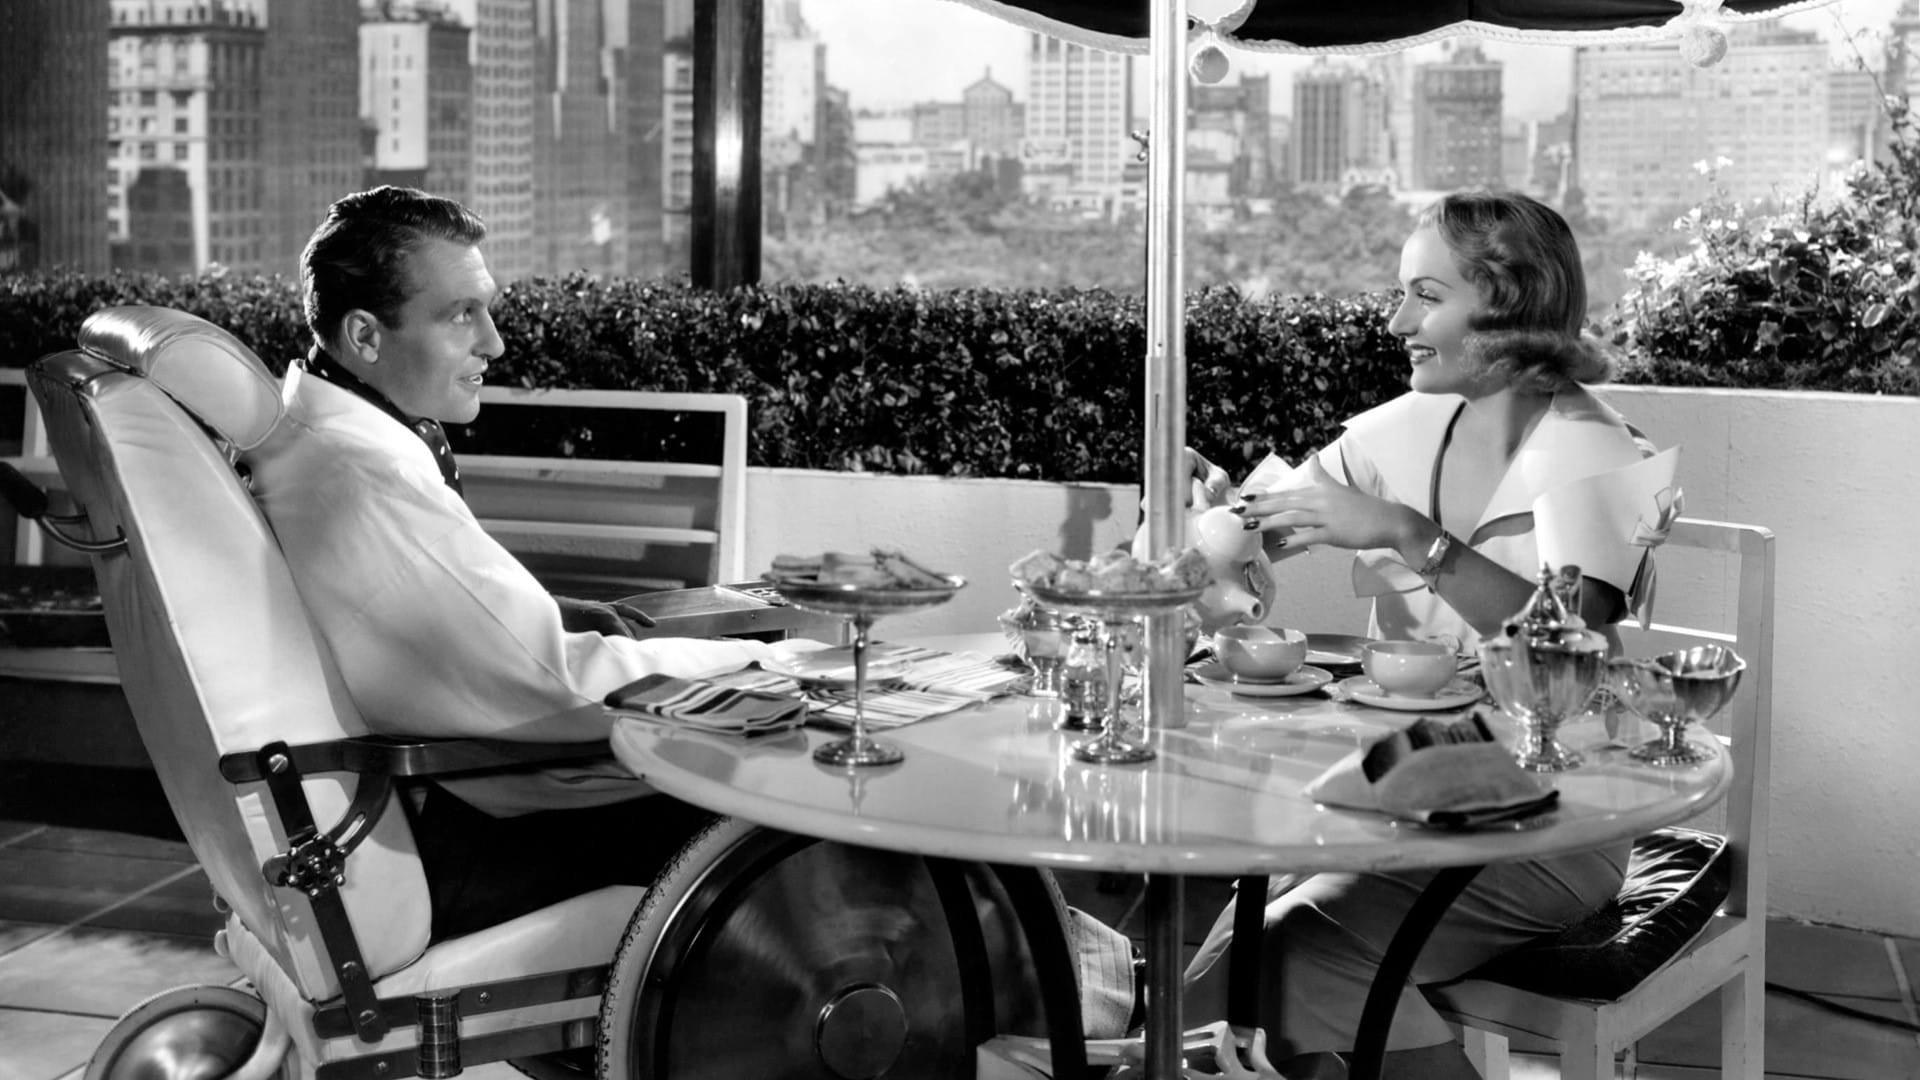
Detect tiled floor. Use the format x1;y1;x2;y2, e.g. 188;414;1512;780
1;766;1915;1080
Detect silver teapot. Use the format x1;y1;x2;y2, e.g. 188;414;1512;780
1480;565;1611;772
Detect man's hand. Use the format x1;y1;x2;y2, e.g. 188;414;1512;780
554;595;657;637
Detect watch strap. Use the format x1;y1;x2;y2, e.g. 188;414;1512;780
1416;531;1454;581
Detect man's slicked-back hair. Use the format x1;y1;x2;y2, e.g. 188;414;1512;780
300;186;487;351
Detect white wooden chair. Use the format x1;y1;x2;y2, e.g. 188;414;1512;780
461;386;749;595
8;374;754;592
1426;517;1776;1080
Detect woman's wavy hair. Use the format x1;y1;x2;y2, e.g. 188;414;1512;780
1419;190;1613;393
300;185;488;351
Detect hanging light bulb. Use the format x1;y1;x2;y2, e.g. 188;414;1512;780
1681;24;1730;67
1190;42;1231;84
1673;0;1731;68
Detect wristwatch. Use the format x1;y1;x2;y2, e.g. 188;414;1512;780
1415;530;1454;585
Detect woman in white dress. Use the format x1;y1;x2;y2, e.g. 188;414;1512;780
1182;190;1663;1079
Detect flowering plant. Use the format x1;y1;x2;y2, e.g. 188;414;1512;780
1605;97;1920;395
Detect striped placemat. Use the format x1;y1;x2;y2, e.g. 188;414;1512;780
705;644;1024;729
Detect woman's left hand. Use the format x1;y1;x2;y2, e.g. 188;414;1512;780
1236;455;1427;553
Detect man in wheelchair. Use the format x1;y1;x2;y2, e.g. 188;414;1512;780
35;187;1136;1080
251;185;785;936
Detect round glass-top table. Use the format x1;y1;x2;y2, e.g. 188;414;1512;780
607;645;1730;1079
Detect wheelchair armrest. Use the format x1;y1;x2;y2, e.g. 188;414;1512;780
218;733;610;784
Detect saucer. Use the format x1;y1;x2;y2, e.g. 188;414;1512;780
760;649;908;688
1335;676;1482;711
1303;633;1377;674
1192;662;1334;698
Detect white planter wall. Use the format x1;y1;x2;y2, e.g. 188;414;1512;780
744;385;1920;937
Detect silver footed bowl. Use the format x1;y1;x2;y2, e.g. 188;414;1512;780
1019;580;1206;620
1480;628;1610;773
1611;644;1745;766
767;572;967;619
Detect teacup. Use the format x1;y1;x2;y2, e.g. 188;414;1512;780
1363;640;1457;697
1216;625;1308;681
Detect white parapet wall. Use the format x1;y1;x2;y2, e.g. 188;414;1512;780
1599;385;1920;938
745;385;1920;937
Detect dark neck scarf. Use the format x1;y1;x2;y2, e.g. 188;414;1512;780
306;346;463;497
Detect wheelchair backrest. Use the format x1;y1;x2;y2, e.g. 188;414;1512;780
28;305;432;1001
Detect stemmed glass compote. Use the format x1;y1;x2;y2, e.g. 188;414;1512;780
766;569;966;767
1021;581;1205;765
1610;645;1745;766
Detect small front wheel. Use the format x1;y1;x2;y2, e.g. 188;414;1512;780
86;985;281;1080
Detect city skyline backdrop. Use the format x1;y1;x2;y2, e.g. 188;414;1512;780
803;0;1907;121
4;0;1916;284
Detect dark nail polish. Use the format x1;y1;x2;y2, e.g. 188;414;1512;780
1228;504;1246;515
1274;536;1288;549
1242;517;1261;531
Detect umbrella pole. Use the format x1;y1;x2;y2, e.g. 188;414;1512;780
1141;3;1189;1079
1141;0;1189;742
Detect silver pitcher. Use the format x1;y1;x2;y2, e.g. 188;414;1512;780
1481;564;1611;772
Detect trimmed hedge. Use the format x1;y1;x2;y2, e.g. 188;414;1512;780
0;272;1410;485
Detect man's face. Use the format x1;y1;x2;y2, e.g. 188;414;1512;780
366;237;502;423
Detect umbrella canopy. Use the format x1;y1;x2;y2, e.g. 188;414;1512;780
945;0;1852;54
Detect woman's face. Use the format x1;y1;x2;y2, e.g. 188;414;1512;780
1387;225;1493;397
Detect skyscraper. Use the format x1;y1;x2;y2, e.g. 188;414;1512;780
1290;59;1389;192
470;0;536;280
1880;0;1920;171
763;1;821;148
908;70;1023;170
659;0;694;269
1190;76;1272;207
107;0;267;275
963;69;1025;163
1828;66;1885;170
1023;34;1132;208
0;0;110;272
761;2;821;234
1412;41;1503;190
262;0;362;274
533;0;628;276
623;0;668;275
360;10;473;202
1575;22;1830;228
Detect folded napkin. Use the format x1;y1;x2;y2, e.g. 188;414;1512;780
1305;711;1557;828
604;672;807;736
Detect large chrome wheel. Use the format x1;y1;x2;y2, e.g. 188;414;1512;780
85;986;280;1080
597;818;1063;1079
